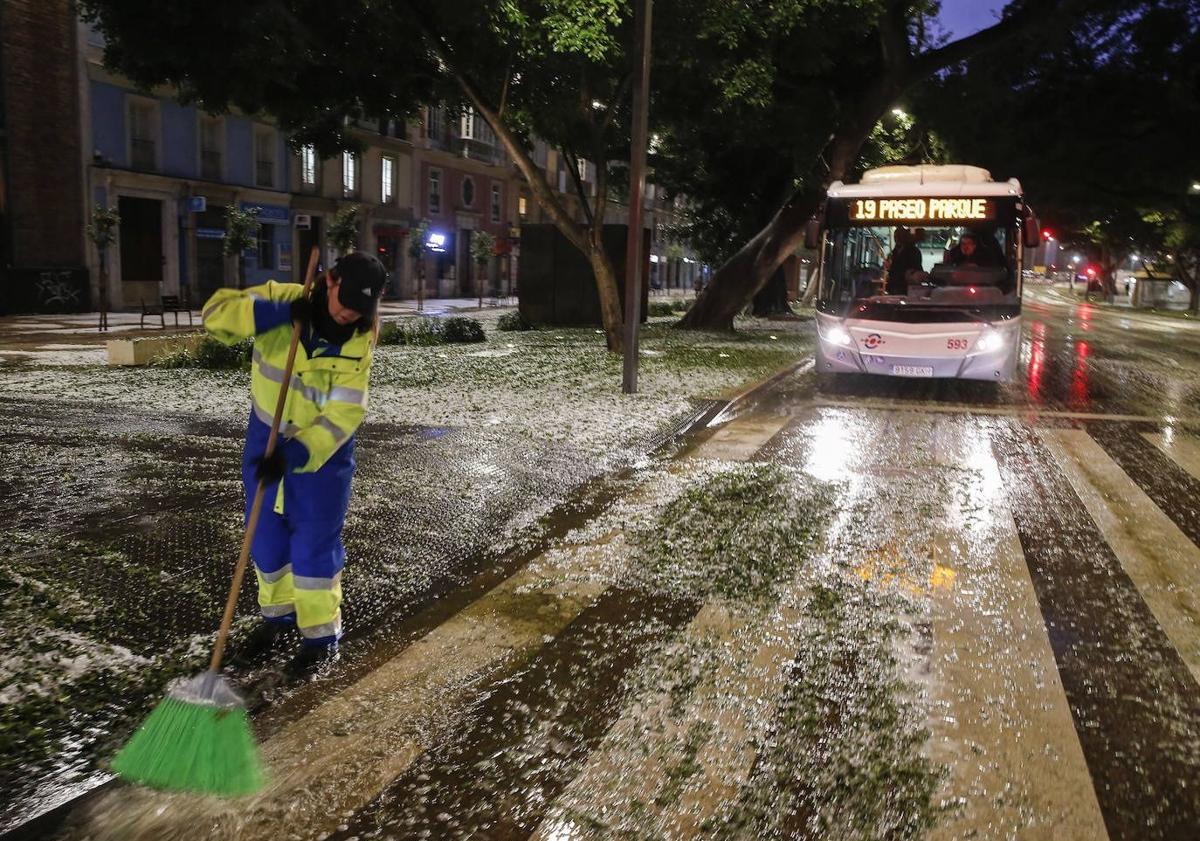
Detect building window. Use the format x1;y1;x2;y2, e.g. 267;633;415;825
428;168;442;214
199;117;222;181
461;176;475;208
257;224;277;270
427;106;444;142
381;155;396;205
518;195;528;218
491;184;502;224
301;145;318;189
342;151;359;198
255;128;276;188
128;99;158;170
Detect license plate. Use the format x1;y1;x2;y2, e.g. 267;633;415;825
892;365;934;377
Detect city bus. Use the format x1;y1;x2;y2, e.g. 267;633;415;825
810;164;1040;381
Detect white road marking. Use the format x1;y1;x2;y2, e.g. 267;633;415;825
1145;431;1200;483
1043;429;1200;683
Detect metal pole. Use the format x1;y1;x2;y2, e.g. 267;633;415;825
622;0;652;394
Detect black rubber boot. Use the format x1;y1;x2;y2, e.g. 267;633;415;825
284;643;341;682
228;620;295;670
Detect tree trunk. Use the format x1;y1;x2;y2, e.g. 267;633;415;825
441;62;625;349
1189;283;1200;315
677;184;825;330
237;255;246;290
417;259;425;312
799;261;821;306
751;266;791;317
589;247;624;353
98;251;110;332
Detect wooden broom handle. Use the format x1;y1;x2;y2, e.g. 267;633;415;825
209;245;323;673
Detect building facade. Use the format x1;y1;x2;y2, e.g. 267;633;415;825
412;105;519;299
0;0;88;313
80;24;517;310
511;141;709;294
83;21;296;309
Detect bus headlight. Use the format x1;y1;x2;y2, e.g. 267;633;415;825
975;330;1005;353
824;325;853;346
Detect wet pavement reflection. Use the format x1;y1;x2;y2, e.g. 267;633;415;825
9;294;1200;840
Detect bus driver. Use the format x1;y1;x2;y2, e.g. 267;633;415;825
947;232;1002;268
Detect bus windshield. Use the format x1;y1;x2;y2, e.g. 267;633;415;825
819;224;1020;319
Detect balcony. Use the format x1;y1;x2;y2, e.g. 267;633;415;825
130;138;156;171
200;150;222;181
256;160;274;188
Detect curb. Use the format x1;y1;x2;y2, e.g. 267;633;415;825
705;357;815;428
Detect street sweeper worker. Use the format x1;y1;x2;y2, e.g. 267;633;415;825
201;251;385;673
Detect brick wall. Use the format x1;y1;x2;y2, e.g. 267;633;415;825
1;0;84;269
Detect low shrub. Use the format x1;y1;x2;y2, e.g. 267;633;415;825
153;336;252;369
377;321;404;345
377;318;444;346
442;316;486;343
497;310;533;332
671;298;692;313
647;302;676;317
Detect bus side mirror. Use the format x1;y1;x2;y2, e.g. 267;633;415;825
804;218;822;250
1023;215;1041;249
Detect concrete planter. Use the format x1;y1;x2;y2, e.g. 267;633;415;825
106;332;205;366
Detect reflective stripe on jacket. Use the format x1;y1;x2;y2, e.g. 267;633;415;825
202;280;373;473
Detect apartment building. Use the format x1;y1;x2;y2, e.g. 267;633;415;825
413;105;519;299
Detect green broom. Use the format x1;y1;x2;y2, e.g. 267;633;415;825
111;245;323;796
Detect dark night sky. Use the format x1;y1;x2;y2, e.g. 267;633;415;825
936;1;1007;38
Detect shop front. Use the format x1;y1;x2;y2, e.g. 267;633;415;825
373;224;408;298
241;202;292;287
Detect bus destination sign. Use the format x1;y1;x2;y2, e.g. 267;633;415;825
849;197;995;223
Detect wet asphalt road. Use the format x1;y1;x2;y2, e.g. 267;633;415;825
11;291;1200;840
313;293;1200;841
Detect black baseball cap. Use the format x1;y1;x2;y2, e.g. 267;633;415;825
332;251;386;319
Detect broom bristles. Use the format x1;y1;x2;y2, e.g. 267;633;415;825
111;672;264;797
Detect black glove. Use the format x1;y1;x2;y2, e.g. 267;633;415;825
253;449;288;485
290;297;314;329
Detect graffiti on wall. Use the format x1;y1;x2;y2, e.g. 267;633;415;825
36;270;83;308
0;267;91;314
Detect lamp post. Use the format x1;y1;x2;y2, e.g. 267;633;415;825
622;0;652;394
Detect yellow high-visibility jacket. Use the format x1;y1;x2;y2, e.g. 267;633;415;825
202;281;373;476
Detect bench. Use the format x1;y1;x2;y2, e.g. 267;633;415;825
141;294;194;329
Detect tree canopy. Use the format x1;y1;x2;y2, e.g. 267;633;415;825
913;0;1200;299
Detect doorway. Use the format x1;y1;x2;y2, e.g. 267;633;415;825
118;196;163;305
297;217;322;278
194;205;227;304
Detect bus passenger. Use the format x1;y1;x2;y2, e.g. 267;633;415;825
886;227;923;295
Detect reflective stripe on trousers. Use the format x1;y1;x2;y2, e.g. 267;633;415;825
246;467;346;647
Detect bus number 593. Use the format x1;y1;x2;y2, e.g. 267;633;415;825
946;338;969;350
